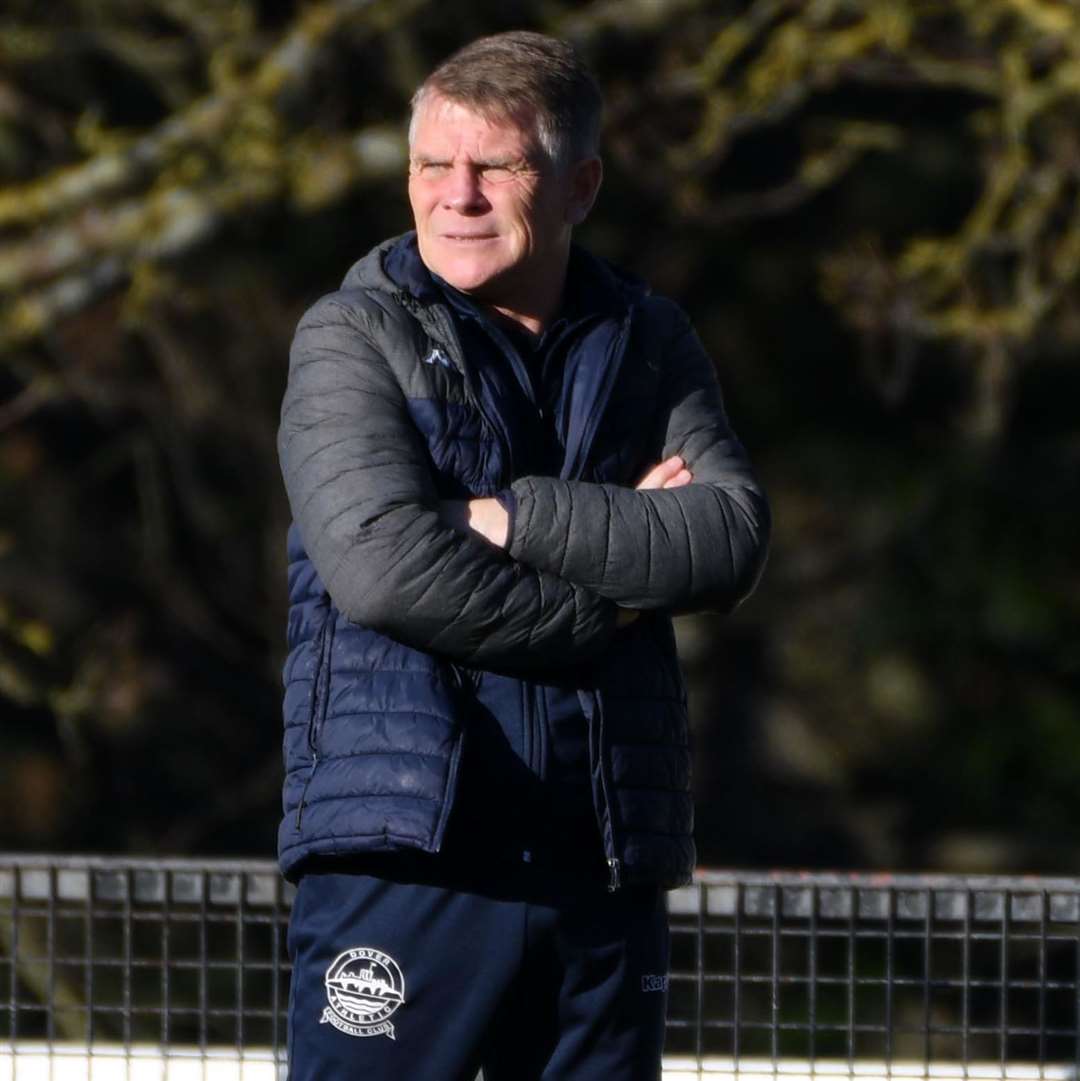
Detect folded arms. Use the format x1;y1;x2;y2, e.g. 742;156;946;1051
278;295;769;673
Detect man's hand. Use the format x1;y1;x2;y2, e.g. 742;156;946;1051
468;497;509;548
438;496;509;548
439;456;693;625
635;454;692;490
617;456;693;626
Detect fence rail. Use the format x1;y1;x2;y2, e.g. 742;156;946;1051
1;855;1078;1079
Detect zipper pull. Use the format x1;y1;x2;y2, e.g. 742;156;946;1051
607;857;622;893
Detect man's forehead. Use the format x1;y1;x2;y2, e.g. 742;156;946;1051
413;93;542;155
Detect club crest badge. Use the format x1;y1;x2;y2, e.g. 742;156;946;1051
320;946;405;1040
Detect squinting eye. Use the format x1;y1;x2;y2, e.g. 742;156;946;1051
482;166;515;183
415;162;450;178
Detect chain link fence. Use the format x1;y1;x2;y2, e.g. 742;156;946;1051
1;855;1078;1079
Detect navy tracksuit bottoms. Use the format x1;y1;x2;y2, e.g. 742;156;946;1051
286;854;670;1081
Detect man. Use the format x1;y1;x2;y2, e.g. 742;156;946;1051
278;30;769;1081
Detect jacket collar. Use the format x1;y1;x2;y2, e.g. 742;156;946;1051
348;230;648;322
341;232;647;483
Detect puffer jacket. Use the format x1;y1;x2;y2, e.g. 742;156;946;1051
277;232;770;889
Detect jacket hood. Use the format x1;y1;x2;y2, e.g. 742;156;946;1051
339;233;409;295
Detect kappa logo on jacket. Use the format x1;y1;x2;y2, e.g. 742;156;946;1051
321;946;406;1039
421;346;454;370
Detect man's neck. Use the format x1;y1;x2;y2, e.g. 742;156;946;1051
486;298;557;337
485;302;550;341
477;248;571;336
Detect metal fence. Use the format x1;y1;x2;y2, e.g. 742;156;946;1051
1;855;1078;1079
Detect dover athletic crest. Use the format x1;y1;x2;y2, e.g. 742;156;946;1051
321;946;405;1039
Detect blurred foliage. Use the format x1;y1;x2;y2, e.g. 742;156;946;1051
0;0;1077;872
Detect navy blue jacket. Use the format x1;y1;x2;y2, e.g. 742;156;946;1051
277;233;770;888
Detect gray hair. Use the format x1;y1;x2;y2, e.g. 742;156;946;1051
408;31;603;168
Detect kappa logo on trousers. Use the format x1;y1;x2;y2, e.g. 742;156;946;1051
321;946;406;1040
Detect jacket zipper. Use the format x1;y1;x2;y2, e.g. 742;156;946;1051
401;288;624;884
583;687;622;891
524;683;544;864
521;680;533;774
560;307;635;482
295;609;335;832
607;855;622;891
534;684;547;779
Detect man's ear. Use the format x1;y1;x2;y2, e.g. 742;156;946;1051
566;156;603;226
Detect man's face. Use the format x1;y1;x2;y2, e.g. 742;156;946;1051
408;94;592;321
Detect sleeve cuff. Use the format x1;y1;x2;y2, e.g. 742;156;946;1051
493;488;516;550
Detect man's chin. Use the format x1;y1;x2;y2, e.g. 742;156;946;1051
431;260;507;298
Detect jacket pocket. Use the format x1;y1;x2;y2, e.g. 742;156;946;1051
295;606;336;830
308;608;336;750
431;661;473;852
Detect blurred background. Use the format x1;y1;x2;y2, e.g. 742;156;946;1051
0;0;1077;875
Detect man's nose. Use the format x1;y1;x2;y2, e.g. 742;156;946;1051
442;164;487;213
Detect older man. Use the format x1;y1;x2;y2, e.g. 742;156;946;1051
278;30;769;1081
